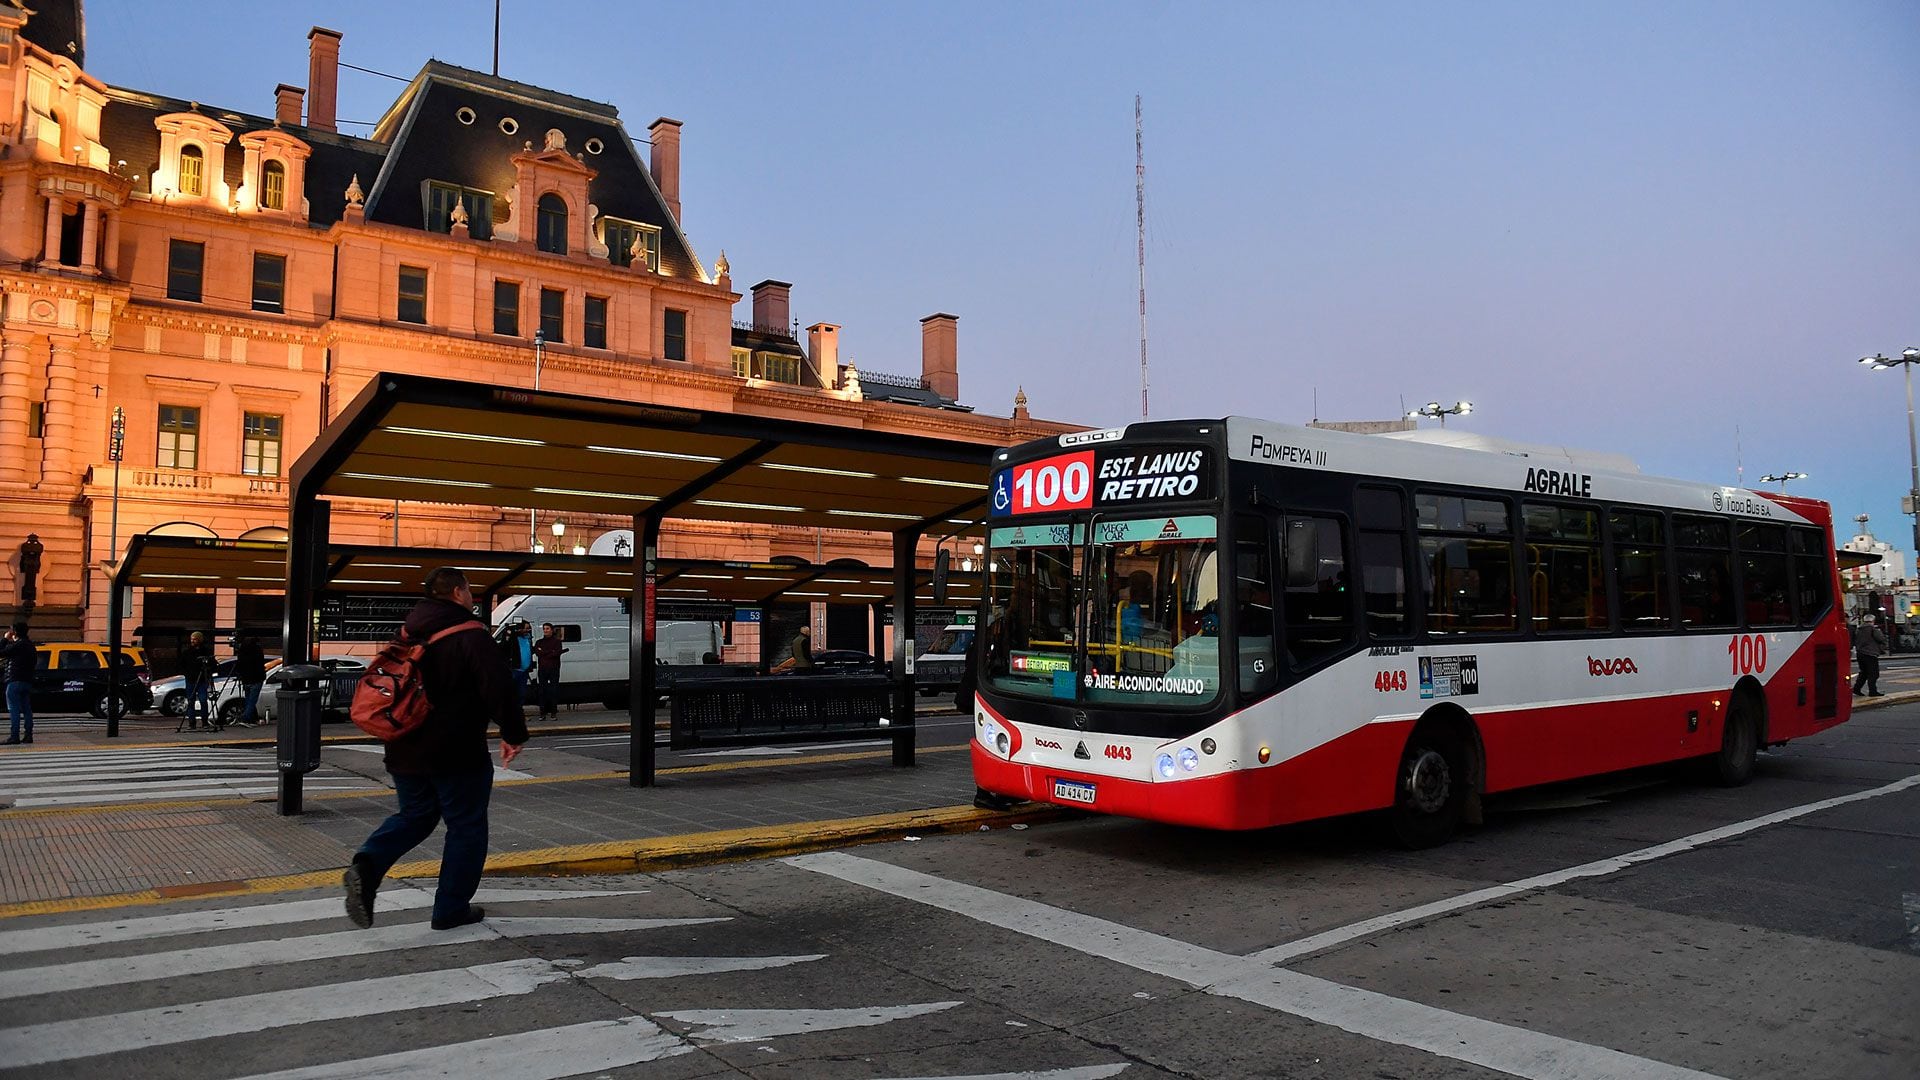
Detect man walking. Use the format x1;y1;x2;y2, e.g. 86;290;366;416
234;632;267;726
2;623;34;744
530;621;566;720
344;567;527;931
1852;613;1888;697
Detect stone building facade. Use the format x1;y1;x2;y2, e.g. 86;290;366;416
0;5;1072;663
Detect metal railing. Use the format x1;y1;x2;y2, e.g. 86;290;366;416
856;369;929;390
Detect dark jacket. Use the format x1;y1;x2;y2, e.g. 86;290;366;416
1;636;33;684
181;642;216;684
531;634;565;675
789;632;814;669
235;638;267;684
384;598;528;775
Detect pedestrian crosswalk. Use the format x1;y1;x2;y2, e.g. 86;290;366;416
0;881;1134;1079
0;746;381;808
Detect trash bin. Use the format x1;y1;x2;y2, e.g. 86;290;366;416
275;665;325;815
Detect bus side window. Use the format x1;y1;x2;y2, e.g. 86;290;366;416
1674;515;1735;628
1235;515;1279;697
1790;527;1831;625
1356;486;1410;639
1416;492;1515;635
1281;514;1355;666
1610;508;1671;631
1737;523;1793;628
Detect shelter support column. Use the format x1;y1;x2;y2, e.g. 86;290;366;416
280;498;329;816
628;513;660;787
890;528;918;766
106;563;129;738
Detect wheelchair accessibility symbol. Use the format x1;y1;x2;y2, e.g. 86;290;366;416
992;472;1012;514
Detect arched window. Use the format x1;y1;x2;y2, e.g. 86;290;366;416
536;193;568;255
261;160;286;210
179;145;204;196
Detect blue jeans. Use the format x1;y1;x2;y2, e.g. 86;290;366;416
5;681;29;741
354;767;494;924
241;682;263;724
188;679;212;722
512;669;529;706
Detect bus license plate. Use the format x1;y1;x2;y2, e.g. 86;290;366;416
1052;778;1096;805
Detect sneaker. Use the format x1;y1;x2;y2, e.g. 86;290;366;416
343;858;378;929
430;905;485;931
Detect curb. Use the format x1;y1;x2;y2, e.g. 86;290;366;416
0;801;1070;920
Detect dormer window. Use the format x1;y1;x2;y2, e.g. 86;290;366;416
602;217;660;271
261;160;286;210
536;193;568;255
179;145;204;196
426;181;493;241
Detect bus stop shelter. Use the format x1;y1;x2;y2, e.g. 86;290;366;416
285;373;998;794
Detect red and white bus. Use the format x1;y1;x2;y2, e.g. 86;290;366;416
970;418;1850;845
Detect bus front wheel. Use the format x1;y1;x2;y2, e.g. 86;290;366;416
1387;725;1472;849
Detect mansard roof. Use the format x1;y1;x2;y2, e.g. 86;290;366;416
360;61;704;281
98;86;389;226
11;0;82;67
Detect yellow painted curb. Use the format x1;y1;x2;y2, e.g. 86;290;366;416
0;801;1064;920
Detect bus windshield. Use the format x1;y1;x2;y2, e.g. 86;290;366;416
985;516;1223;708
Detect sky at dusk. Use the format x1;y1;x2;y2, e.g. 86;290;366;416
90;2;1919;550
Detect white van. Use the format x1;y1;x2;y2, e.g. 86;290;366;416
912;611;976;695
492;594;725;708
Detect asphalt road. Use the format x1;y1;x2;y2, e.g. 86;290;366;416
0;701;1913;1079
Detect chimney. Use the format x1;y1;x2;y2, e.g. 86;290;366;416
751;280;791;334
808;323;840;389
920;313;959;400
275;84;305;127
648;117;682;223
306;27;342;133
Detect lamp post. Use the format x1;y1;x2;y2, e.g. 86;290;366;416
1408;400;1473;426
107;406;124;558
1759;471;1808;492
530;330;545;550
1858;347;1920;593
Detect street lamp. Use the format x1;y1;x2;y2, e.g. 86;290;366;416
107;406;124;558
1408;400;1473;426
1858;347;1920;589
1759;471;1808;492
529;330;546;549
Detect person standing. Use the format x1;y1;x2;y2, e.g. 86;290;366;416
498;621;532;709
1852;614;1888;697
788;625;815;673
344;567;527;932
530;621;566;720
234;633;268;726
181;631;216;729
3;622;34;744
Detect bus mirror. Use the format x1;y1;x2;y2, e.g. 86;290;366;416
1283;520;1318;589
932;549;951;605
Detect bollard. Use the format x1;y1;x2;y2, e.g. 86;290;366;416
274;664;326;815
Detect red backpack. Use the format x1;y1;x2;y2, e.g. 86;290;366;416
349;621;485;741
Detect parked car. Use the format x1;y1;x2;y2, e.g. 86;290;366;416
155;657;245;716
16;644;153;718
212;656;367;726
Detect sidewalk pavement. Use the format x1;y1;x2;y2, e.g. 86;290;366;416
2;692;1914;919
0;705;1055;918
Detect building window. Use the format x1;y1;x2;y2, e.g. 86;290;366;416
539;287;565;343
584;295;607;349
602;217;659;271
762;353;800;384
251;252;286;313
242;412;282;476
178;145;204;196
157;405;199;469
536;193;568;255
493;280;520;337
663;308;686;362
731;347;751;378
397;266;428;324
261;160;286;210
166;239;204;302
27;401;44;439
426;181;493;241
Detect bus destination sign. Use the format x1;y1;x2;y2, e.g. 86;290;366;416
991;446;1214;518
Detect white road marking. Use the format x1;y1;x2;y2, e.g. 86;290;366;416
658;1001;962;1043
0;886;647;955
9;783;369;807
577;953;825;980
1253;770;1920;964
1905;892;1919;954
226;1017;695;1079
0;916;732;999
879;1069;1129;1080
788;852;1724;1080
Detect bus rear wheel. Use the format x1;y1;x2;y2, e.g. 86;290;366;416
1387;725;1471;849
1706;691;1761;787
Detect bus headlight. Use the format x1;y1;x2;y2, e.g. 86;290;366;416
1156;753;1176;779
1178;747;1199;772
